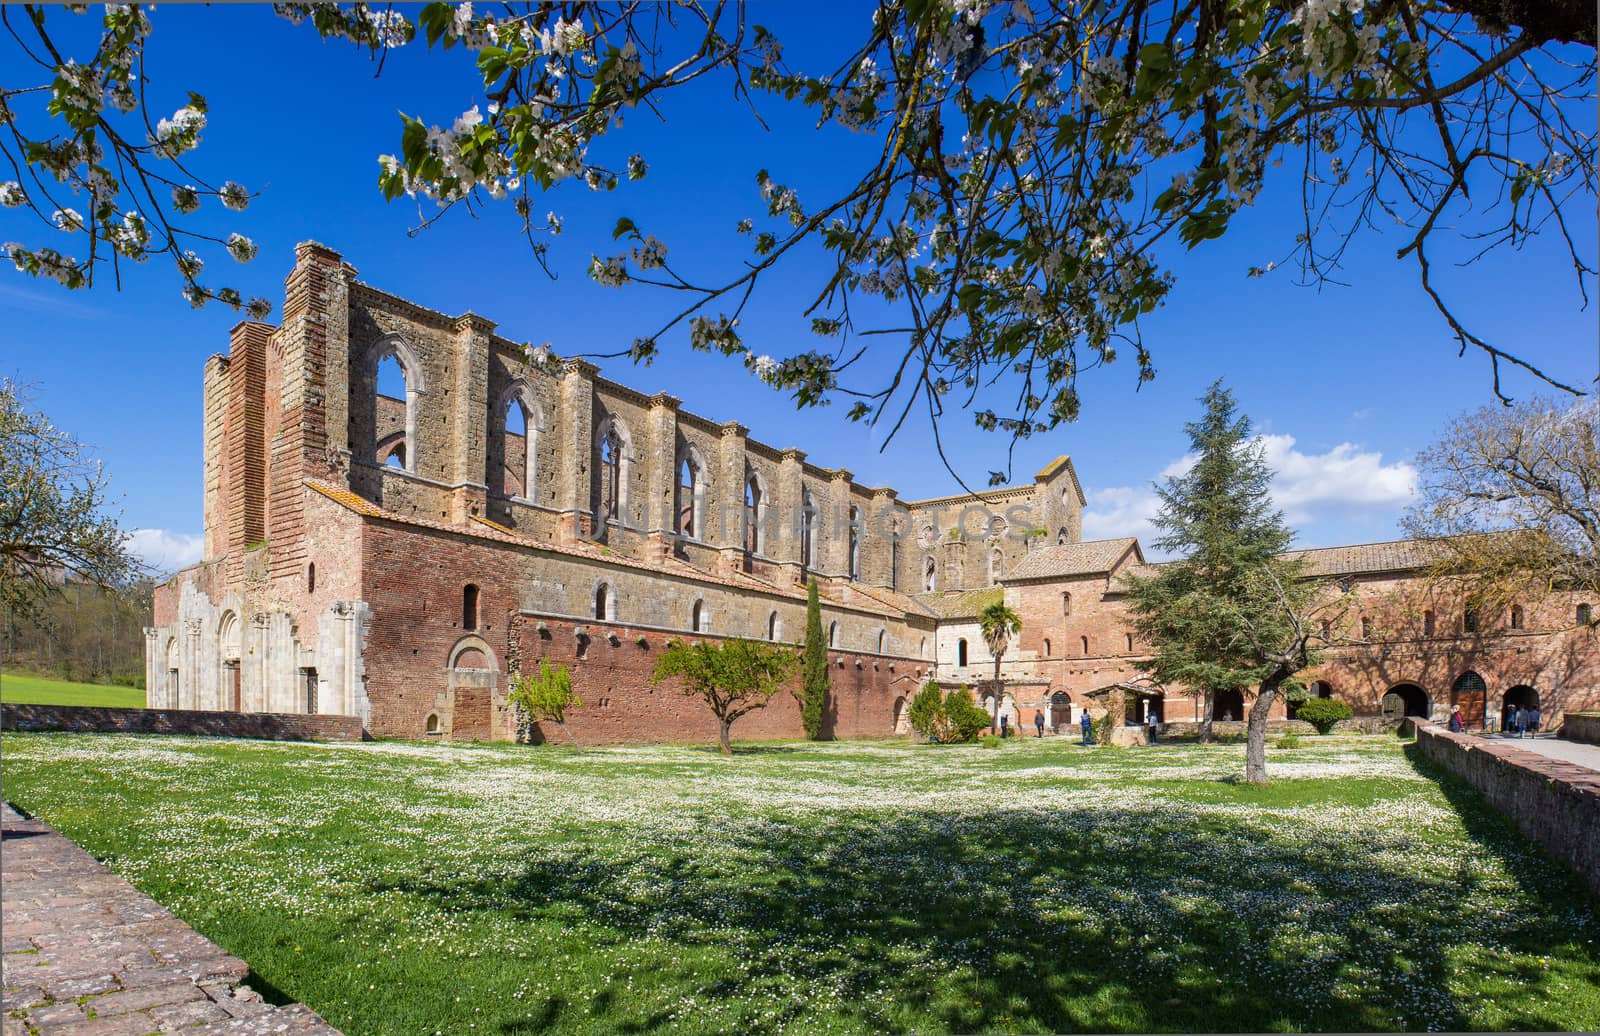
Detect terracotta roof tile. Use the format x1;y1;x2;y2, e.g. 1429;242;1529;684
1006;538;1142;581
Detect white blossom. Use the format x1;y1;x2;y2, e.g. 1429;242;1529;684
0;182;25;208
226;233;259;263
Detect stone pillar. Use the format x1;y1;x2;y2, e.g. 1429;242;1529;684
449;314;495;522
201;355;229;563
557;361;598;543
644;392;681;558
825;468;854;581
715;422;749;575
870;488;901;591
775;447;807;587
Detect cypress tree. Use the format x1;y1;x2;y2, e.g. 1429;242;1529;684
800;578;829;739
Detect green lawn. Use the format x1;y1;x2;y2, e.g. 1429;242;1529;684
0;671;145;708
2;733;1597;1034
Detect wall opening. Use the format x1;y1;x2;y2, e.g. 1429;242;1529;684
374;348;417;472
463;584;480;631
1381;683;1430;720
957;638;968;666
1043;638;1052;656
1510;604;1524;630
1080;635;1090;657
307;562;316;593
677;449;704;541
767;611;781;641
594;583;613;622
799;490;817;571
426;713;441;735
744;472;767;554
303;667;318;715
690;599;705;633
1212;688;1244;722
848;506;861;580
1502;684;1539;729
828;621;840;648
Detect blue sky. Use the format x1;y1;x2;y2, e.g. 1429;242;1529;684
3;5;1594;575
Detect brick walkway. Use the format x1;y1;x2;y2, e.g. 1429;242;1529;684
2;804;339;1035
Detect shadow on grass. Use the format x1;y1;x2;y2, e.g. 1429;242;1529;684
373;801;1598;1034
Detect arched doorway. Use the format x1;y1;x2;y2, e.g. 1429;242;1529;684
892;696;909;735
1451;671;1487;729
1213;689;1244;722
1501;685;1539;730
1050;692;1072;731
217;611;241;712
1381;683;1429;720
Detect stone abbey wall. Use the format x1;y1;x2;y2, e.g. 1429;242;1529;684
149;242;1598;743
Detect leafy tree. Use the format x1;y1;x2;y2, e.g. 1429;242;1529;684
1402;398;1599;626
3;3;1591;481
797;578;829;739
509;657;583;748
651;637;798;755
1124;381;1333;781
1;379;140;624
976;596;1020;733
1294;697;1354;735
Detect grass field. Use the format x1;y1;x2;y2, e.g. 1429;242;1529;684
2;733;1597;1035
0;671;145;708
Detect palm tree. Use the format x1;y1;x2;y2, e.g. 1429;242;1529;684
978;597;1022;734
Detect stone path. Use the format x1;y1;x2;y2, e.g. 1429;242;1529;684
2;804;339;1035
1480;733;1600;773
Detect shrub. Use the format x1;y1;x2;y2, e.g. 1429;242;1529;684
908;682;989;744
979;734;1003;749
1294;697;1353;734
942;687;992;743
1092;710;1115;746
1275;734;1301;749
907;682;945;740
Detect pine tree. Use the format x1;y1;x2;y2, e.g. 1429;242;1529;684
799;578;829;739
1125;380;1323;782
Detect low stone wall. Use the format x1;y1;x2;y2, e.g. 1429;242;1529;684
1562;712;1600;745
1152;719;1316;743
0;703;363;741
1412;723;1600;896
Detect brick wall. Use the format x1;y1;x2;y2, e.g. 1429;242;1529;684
1412;723;1600;896
504;615;921;746
0;704;362;742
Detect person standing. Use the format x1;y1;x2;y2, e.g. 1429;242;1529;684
1526;705;1541;737
1509;705;1522;738
1147;706;1160;745
1448;704;1463;732
1034;710;1045;738
1079;707;1094;746
999;713;1010;739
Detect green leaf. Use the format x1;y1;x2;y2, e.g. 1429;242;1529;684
612;217;636;241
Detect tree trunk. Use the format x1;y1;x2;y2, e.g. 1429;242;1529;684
557;720;582;751
718;717;732;755
1244;676;1284;784
990;655;1003;733
1200;688;1215;744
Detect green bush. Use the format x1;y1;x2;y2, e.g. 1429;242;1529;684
908;682;989;744
907;682;945;740
1275;734;1301;749
942;687;992;743
1294;697;1353;734
1092;710;1115;746
979;734;1003;749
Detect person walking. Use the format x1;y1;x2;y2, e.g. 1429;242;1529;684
1147;706;1160;745
999;713;1010;739
1034;710;1045;738
1526;705;1541;737
1448;704;1463;732
1509;705;1522;738
1079;707;1094;747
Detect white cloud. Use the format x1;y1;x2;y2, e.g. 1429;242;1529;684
1081;435;1417;556
128;529;204;577
1258;434;1417;524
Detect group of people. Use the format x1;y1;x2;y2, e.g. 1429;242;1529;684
1001;705;1162;747
1446;702;1543;736
1505;704;1542;738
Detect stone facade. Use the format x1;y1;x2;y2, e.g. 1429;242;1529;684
147;243;1599;742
